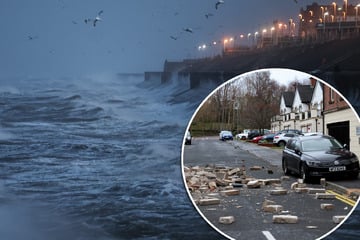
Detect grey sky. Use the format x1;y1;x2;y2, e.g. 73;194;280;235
0;0;355;78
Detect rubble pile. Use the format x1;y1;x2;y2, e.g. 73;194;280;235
184;164;351;226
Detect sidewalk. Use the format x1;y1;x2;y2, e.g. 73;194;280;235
231;140;283;168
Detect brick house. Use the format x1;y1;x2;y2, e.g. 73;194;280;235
271;78;360;157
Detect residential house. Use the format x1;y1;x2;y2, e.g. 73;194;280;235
271;79;323;133
271;78;360;157
323;84;360;157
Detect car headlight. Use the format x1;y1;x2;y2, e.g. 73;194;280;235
306;160;321;166
350;156;359;163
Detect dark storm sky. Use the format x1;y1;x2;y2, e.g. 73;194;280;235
0;0;355;78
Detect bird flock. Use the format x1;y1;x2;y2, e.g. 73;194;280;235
169;0;226;41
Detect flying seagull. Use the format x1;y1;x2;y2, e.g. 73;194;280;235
215;0;224;9
170;35;178;40
183;28;193;33
84;10;103;27
205;13;214;18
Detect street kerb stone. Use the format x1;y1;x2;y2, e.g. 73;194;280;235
273;215;299;224
315;193;336;199
269;189;288;195
228;168;241;176
249;166;262;171
199;198;221;206
219;216;235;225
247;180;261;189
321;203;335;210
307;188;326;194
263;205;284;213
262;199;276;210
333;215;346;224
221;189;240;196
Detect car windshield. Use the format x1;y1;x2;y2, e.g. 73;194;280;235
222;131;232;135
301;138;343;152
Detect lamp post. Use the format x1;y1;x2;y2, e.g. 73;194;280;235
324;12;329;33
344;0;348;21
332;2;337;21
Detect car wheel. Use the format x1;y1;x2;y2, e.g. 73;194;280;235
282;158;290;175
278;141;286;148
300;164;311;183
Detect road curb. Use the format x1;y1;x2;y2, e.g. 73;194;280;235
326;181;360;201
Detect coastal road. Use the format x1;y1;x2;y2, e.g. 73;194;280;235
183;137;359;240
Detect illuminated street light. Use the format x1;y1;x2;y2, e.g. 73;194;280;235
356;4;360;28
332;2;337;20
320;6;325;21
324;12;329;33
309;10;313;17
344;0;348;21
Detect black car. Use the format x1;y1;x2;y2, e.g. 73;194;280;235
282;135;359;182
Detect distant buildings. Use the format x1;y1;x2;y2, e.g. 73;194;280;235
271;78;360;157
299;2;360;42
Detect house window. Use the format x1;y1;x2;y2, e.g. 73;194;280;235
329;88;335;103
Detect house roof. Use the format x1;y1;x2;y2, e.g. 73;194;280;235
297;85;314;103
282;92;295;107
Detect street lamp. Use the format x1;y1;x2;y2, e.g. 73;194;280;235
344;0;348;21
356;4;360;30
324;12;329;35
332;2;337;20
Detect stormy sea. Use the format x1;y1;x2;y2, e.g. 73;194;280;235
0;74;358;240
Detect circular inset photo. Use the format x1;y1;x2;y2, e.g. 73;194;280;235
181;68;360;240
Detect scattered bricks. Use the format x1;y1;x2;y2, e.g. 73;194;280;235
333;215;346;224
290;182;298;190
321;203;335;210
215;178;228;187
183;166;190;173
199;198;221;206
224;186;234;190
263;205;284;213
267;179;282;185
228;168;241;176
204;172;217;179
219;216;235;225
315;193;336;199
262;199;276;210
269;189;288;195
295;188;309;193
192;166;201;171
216;172;226;179
221;189;240;196
199;187;209;193
208;181;217;190
250;166;262;171
273;215;298;224
231;183;244;188
247;180;261;189
281;176;290;181
307;188;326;194
320;178;326;187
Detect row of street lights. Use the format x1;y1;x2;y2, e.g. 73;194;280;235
198;1;360;56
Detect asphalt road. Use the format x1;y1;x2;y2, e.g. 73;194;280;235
182;137;358;240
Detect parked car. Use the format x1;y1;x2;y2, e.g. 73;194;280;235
219;130;233;141
258;133;276;144
282;135;359;182
235;129;250;140
251;135;263;143
248;129;271;140
273;132;300;147
185;131;192;145
277;129;302;135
